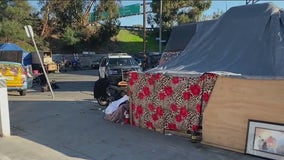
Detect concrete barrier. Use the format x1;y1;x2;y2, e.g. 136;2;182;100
0;78;10;137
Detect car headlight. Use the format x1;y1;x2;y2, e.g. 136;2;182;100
108;69;118;75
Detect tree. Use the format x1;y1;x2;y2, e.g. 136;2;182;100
0;0;9;21
2;0;33;23
0;0;33;43
93;0;120;31
212;9;224;19
0;0;122;53
38;0;79;38
81;0;96;26
36;0;120;51
34;0;94;52
92;0;121;42
0;21;27;42
201;9;224;21
61;27;81;46
150;0;211;29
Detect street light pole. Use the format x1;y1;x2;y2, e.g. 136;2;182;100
143;0;147;69
159;0;162;54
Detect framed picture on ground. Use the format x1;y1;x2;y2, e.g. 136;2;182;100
245;120;284;160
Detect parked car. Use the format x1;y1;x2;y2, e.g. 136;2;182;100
131;52;163;71
0;61;28;96
94;53;142;106
98;53;142;84
146;52;163;69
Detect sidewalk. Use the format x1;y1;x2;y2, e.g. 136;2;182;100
1;99;263;160
0;136;81;160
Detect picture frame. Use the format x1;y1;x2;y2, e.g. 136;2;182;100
245;120;284;160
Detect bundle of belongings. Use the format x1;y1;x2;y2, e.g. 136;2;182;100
104;95;130;124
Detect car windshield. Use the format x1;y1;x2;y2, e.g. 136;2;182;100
108;58;138;66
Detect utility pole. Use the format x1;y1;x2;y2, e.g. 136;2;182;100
159;0;162;54
143;0;147;69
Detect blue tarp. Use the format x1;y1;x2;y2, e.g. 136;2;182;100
0;43;32;66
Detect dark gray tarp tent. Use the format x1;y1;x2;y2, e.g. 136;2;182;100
165;23;197;52
0;43;32;66
153;3;284;78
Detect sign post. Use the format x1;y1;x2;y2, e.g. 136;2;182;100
24;25;55;99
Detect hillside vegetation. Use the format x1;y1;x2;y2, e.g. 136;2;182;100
110;29;163;54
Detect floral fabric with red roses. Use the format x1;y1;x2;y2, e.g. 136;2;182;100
128;72;218;133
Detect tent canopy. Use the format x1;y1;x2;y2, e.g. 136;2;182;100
152;3;284;78
165;23;197;52
0;43;32;66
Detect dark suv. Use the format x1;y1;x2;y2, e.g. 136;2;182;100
98;53;142;84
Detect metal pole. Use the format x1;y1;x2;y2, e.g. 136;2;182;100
26;38;55;100
143;0;147;69
159;0;162;54
25;25;54;99
31;37;55;99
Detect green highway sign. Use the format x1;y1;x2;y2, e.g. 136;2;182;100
89;3;142;22
119;4;141;17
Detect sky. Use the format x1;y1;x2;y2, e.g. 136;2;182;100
29;0;284;26
119;0;284;26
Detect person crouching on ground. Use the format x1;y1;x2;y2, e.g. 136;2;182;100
104;95;129;123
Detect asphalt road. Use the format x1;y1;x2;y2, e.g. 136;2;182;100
2;70;263;160
8;69;99;101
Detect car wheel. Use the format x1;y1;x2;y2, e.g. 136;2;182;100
19;90;27;96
